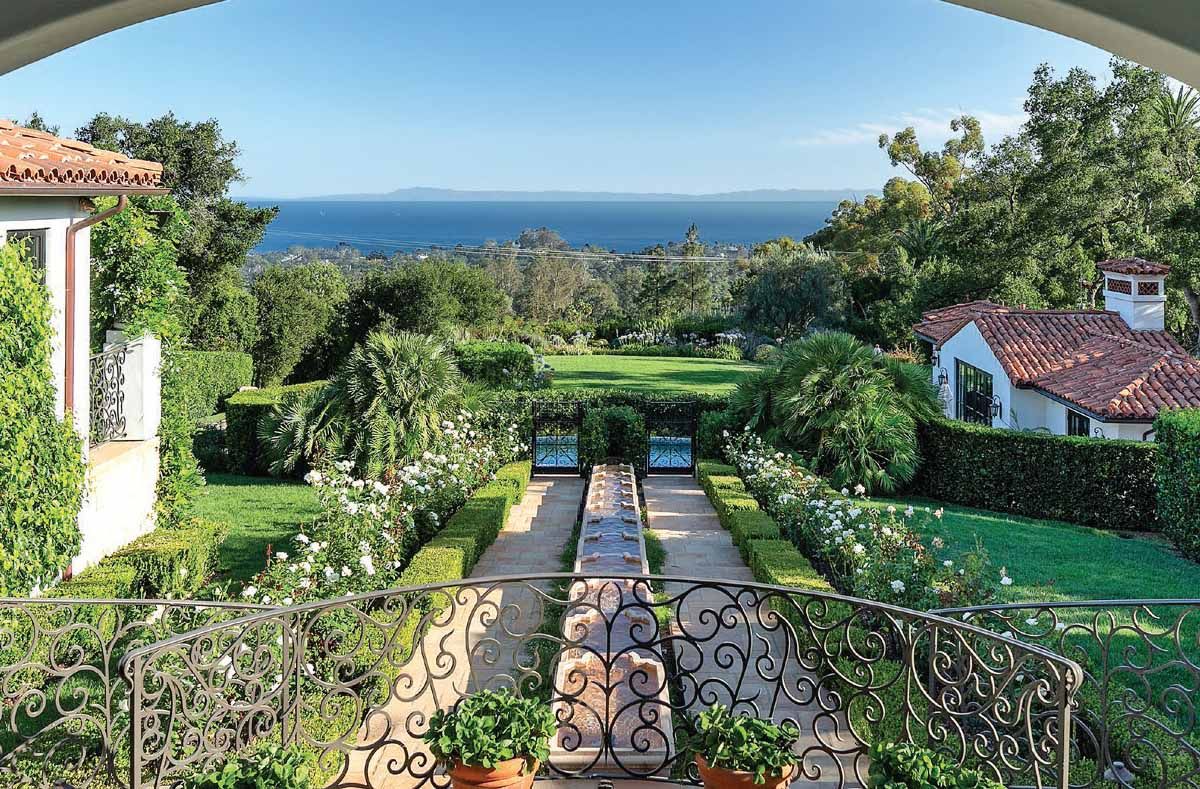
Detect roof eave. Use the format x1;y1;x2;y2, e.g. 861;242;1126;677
1016;382;1155;424
0;185;169;196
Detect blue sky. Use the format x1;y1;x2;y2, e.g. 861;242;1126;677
2;0;1116;197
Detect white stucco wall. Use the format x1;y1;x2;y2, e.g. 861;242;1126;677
74;439;159;573
937;321;1013;430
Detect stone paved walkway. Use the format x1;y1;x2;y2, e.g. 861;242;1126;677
346;475;585;788
642;475;857;789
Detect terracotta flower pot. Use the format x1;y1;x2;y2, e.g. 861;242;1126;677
696;754;795;789
449;758;539;789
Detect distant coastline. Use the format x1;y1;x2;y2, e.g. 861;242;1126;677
236;186;873;203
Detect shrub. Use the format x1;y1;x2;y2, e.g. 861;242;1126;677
44;562;138;600
746;539;833;594
108;518;230;598
700;342;745;360
455;341;537;388
729;511;781;561
917;418;1157;532
157;347;207;525
0;243;85;595
1155;408;1200;558
171;350;253;421
696;460;737;482
182;742;313;789
684;703;799;784
486;389;729;441
866;741;1004;789
697;409;736;461
225;381;329;474
422;688;556;772
752;344;778;363
580;405;648;473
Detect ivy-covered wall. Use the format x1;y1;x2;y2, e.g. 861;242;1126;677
0;244;86;594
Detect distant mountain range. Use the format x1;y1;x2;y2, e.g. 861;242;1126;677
265;187;872;203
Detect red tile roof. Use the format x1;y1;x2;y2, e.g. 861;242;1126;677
0;120;164;195
913;301;1200;420
1097;258;1171;275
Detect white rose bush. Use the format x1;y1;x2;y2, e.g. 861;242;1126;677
724;430;1000;610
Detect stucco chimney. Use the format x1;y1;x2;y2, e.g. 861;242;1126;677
1098;258;1169;331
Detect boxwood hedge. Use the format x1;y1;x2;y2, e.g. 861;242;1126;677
914;418;1157;532
171;350;253;422
225;381;329;474
1155;408;1200;560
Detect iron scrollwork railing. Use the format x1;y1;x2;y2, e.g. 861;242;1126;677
89;346;128;446
120;574;1081;789
0;597;269;789
934;599;1200;789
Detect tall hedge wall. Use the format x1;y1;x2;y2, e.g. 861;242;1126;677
171;350;253;422
489;388;728;439
225;381;329;475
914;418;1157;532
1155;409;1200;560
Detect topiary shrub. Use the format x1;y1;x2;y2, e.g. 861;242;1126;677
697;410;736;461
752;344;779;363
1155;408;1200;559
0;244;86;594
579;405;648;474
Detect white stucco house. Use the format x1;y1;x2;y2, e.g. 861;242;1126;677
0;119;168;577
913;258;1200;441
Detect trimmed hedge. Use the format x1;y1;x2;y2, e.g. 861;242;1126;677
580;405;648;474
488;389;728;442
728;510;780;561
696;460;736;480
172;350;253;422
226;381;329;474
108;518;230;598
398;461;531;586
454;341;537;388
914;418;1157;532
44;562;138;600
1155;408;1200;560
746;539;834;594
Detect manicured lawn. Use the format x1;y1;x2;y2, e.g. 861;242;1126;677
192;473;321;588
548;355;758;394
871;496;1200;603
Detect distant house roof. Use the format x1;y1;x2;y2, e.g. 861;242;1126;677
1096;258;1172;276
0;119;165;195
913;301;1200;421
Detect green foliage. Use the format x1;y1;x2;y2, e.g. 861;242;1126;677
182;742;312;789
734;332;938;493
684;704;799;784
0;244;85;594
728;511;781;561
1154;408;1200;558
172;350;253;421
454;341;537;388
697;409;736;461
422;688;556;771
866;742;1004;789
226;381;329;474
250;263;348;386
916;418;1158;532
579;405;647;473
696;460;737;480
739;245;846;338
260;332;465;478
546;354;756;395
746;539;834;594
752;344;778;363
43;562;138;600
108;518;230;598
188;268;259;353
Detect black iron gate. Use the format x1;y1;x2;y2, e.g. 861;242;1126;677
644;401;697;474
532;400;583;474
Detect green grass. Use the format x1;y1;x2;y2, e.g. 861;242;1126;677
548;354;758;394
191;473;321;588
869;496;1200;603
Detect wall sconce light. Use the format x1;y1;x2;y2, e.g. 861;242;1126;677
990;395;1003;420
936;367;949;387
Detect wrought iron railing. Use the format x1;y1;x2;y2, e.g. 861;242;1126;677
89;345;128;446
118;575;1082;789
934;600;1200;789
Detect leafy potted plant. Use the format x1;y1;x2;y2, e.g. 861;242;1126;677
866;742;1005;789
422;688;556;789
687;703;799;789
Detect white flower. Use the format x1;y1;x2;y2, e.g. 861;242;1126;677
360;555;376;576
840;488;849;496
304;470;324;486
275;552;288;561
943;560;954;568
1025;617;1039;627
890;580;906;593
886;505;896;514
854;484;866;496
853;544;866;555
262;595;272;605
933;508;944;519
242;585;258;598
904;506;914;517
282;597;294;606
341;566;352;577
323;566;336;579
1054;622;1067;632
295;534;311;545
1000;575;1013;586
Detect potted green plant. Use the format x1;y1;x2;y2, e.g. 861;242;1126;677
687;704;799;789
866;742;1005;789
422;688;556;789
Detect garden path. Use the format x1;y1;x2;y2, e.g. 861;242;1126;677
346;475;584;788
642;475;856;789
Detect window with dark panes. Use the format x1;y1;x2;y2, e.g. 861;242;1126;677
955;359;993;424
5;229;47;284
1067;409;1090;437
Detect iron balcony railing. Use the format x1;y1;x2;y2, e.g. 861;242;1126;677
89;344;128;446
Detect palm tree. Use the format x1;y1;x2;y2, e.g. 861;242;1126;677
261;331;465;478
1156;85;1200;137
735;331;937;492
896;218;945;263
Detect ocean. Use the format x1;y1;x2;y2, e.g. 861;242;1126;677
247;200;838;253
